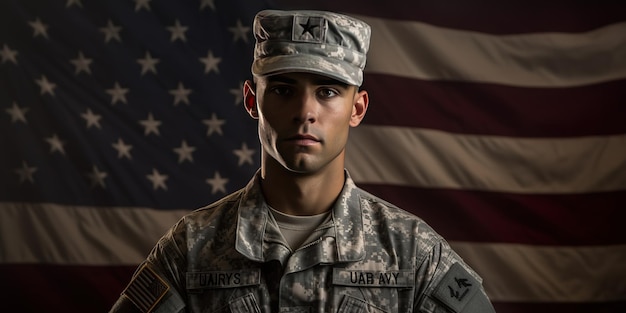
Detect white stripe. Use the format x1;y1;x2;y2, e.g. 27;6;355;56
358;15;626;87
346;125;626;193
451;242;626;302
2;202;624;302
0;202;188;265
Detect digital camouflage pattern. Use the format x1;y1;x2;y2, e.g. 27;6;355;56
251;10;371;86
110;171;496;313
109;9;496;313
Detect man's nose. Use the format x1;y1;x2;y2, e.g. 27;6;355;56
293;94;317;124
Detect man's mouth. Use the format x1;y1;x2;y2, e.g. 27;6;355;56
286;134;320;146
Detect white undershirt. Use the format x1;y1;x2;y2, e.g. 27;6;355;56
268;207;331;250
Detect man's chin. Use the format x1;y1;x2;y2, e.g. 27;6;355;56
282;160;319;175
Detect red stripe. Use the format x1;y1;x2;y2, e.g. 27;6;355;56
360;74;626;137
272;1;626;33
358;184;626;245
0;264;133;312
493;301;626;313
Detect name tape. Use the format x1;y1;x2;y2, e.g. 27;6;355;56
186;269;261;289
333;269;414;288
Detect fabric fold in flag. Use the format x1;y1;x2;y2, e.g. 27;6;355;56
1;0;624;312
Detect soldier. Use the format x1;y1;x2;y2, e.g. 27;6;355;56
110;9;497;313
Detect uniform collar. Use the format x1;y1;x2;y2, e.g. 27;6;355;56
235;170;365;263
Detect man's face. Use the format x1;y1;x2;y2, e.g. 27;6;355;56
251;72;367;174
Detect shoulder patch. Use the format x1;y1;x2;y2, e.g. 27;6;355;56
122;264;170;313
433;263;479;313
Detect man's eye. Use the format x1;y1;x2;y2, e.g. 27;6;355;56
270;86;291;96
318;88;338;98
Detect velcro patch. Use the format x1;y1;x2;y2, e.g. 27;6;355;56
292;15;324;43
333;268;414;287
433;263;479;313
122;264;169;313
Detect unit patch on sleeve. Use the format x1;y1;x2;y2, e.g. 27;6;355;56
122;264;170;313
433;263;479;313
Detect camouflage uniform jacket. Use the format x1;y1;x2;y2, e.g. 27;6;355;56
110;170;495;313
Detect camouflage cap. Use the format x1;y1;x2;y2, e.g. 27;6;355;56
252;10;371;86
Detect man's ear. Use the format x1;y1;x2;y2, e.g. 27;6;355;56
350;89;369;127
243;80;258;119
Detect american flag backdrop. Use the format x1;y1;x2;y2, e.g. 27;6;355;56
1;0;625;312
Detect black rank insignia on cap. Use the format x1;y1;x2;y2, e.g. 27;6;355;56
122;264;170;313
292;15;324;43
433;263;480;313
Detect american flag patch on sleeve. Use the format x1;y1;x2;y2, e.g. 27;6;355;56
122;264;170;313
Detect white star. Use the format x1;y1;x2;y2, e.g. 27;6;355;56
45;134;67;155
233;142;255;166
137;51;160;75
66;0;83;8
173;140;196;163
35;75;57;96
228;19;250;43
1;44;18;64
146;168;168;190
5;102;29;124
199;50;221;74
169;82;192;106
86;165;108;189
133;0;152;11
99;20;122;43
106;81;129;105
206;171;229;194
199;0;216;11
139;112;161;136
112;138;133;159
28;18;49;39
202;113;225;136
166;19;188;42
14;161;37;184
81;108;102;129
229;82;243;105
70;51;92;75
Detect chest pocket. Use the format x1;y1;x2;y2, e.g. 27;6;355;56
332;269;415;313
186;269;264;313
337;295;387;313
228;293;261;313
